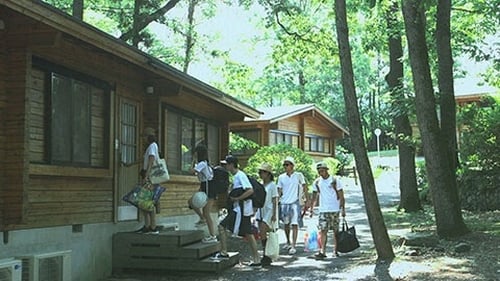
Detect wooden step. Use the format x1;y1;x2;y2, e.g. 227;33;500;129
114;241;220;259
113;230;204;247
113;252;240;274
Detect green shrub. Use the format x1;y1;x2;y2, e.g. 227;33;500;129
244;144;316;185
334;145;353;174
416;160;430;204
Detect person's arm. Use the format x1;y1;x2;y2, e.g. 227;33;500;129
232;188;254;201
271;195;278;222
338;189;346;217
144;154;155;187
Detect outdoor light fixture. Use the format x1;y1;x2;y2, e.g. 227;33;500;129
145;85;154;95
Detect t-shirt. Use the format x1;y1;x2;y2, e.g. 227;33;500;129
277;171;306;205
312;175;343;212
194;160;213;182
143;142;159;170
231;170;253;216
262;181;279;217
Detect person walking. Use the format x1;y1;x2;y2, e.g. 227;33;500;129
311;162;345;259
255;163;279;266
188;144;218;243
277;156;307;255
211;155;261;266
136;127;161;234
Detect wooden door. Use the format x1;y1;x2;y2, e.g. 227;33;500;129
116;98;140;221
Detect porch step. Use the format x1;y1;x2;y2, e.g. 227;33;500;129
112;230;239;274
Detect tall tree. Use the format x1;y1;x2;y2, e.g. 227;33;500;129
334;0;394;259
72;0;84;20
402;0;468;237
384;0;420;212
436;0;458;171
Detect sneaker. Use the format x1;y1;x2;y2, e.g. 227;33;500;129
202;235;218;243
148;227;160;234
249;262;261;267
210;252;229;260
195;220;207;226
260;256;272;266
282;244;292;250
332;251;339;258
288;247;297;255
135;226;149;233
314;252;327;260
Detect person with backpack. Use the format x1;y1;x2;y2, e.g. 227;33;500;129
211;155;261;266
255;163;279;266
311;162;345;259
188;144;217;243
277;156;308;255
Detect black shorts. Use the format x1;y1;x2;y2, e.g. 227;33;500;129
200;181;217;200
220;210;252;237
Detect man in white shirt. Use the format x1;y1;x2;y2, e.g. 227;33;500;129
311;162;346;259
212;155;261;266
277;156;307;255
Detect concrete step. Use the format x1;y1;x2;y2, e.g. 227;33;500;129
114;240;221;259
113;230;204;247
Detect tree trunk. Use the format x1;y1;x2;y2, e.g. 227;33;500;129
402;0;468;237
385;0;421;212
182;0;198;73
436;0;459;171
334;0;394;260
72;0;84;20
131;0;143;47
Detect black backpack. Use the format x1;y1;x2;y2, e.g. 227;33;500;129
208;165;230;194
246;176;266;208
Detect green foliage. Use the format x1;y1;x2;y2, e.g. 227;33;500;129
457;95;500;170
319;157;341;176
416;160;430;204
228;132;260;154
334;145;353;172
244;144;315;185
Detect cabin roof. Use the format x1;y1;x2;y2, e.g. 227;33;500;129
246;103;349;135
1;0;261;119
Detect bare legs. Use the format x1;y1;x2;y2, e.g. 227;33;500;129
218;224;260;263
284;223;298;249
203;199;216;237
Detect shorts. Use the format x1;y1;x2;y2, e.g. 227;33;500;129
200;181;217;200
219;210;253;237
280;202;300;226
318;212;340;232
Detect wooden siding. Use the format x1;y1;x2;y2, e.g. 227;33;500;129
276;115;301;132
304;116;334;138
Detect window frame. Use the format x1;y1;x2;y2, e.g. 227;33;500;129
32;57;111;168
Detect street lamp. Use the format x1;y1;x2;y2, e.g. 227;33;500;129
374;128;381;159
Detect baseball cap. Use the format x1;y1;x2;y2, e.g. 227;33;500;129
316;162;329;170
283;156;295;166
224;155;238;165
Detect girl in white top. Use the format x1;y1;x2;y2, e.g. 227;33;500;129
256;163;279;266
189;144;217;243
136;127;160;234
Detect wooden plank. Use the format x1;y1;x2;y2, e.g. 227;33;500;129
113;241;220;259
113;230;204;247
112;252;239;274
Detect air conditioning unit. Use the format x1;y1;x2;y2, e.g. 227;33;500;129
17;251;71;281
0;258;22;281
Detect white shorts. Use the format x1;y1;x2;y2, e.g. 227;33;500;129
280;203;300;226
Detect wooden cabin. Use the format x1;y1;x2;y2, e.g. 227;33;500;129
0;0;259;279
229;104;348;166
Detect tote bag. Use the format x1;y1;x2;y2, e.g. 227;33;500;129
265;229;279;261
336;219;360;253
149;158;170;184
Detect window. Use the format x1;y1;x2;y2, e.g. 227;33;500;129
30;59;110;167
165;108;220;173
269;130;299;147
120;101;138;165
306;135;331;153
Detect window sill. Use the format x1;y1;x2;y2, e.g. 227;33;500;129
29;164;112;178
